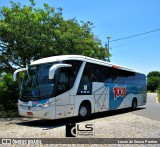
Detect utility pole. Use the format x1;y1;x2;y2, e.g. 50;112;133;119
107;36;111;62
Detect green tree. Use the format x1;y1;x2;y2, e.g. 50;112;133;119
147;71;160;92
147;71;160;78
0;74;19;110
0;0;109;74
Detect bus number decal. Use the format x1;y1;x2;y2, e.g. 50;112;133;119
113;85;126;100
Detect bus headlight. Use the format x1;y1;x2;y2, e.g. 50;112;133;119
41;103;49;108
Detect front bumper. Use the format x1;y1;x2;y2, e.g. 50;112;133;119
18;104;56;120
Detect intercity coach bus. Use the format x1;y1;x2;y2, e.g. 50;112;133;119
13;55;147;120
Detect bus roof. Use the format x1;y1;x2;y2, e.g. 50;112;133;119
30;55;143;74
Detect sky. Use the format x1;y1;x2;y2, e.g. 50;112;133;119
1;0;160;75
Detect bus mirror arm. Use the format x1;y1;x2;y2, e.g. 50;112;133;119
49;64;72;79
13;68;27;81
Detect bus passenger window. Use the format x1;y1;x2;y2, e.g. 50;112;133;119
81;73;89;84
90;73;96;82
77;63;93;95
56;60;82;96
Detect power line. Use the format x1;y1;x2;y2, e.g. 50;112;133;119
107;28;160;42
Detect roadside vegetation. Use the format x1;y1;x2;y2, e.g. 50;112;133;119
0;74;19;110
0;74;19;117
147;71;160;103
157;85;160;103
0;110;19;118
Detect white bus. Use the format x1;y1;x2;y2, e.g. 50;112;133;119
13;55;147;120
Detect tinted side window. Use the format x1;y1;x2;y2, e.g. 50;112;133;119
99;67;120;83
55;60;82;96
99;66;107;82
77;63;99;95
64;60;82;89
99;67;136;85
138;74;146;86
122;71;135;85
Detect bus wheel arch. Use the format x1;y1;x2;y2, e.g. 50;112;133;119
131;97;137;110
78;100;91;120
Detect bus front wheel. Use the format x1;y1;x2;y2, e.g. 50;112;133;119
78;104;91;120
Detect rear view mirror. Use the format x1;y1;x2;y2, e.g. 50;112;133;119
13;68;27;81
49;64;72;79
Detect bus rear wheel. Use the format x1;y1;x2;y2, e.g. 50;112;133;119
131;99;137;110
78;104;91;120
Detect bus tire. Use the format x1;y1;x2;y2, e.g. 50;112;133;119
131;99;137;110
78;103;91;120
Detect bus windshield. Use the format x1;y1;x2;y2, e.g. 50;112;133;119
20;63;57;101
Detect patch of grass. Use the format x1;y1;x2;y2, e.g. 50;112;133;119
0;110;19;118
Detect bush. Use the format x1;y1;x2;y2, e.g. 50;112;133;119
0;74;19;110
147;71;160;92
147;77;160;92
0;110;19;118
157;84;160;103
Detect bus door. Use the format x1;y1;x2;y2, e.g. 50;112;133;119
54;67;75;119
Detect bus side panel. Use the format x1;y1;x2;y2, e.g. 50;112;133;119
136;85;147;106
105;83;146;110
92;82;109;112
74;82;110;116
55;92;75;119
73;95;95;116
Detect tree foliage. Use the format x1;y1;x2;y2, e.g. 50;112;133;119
147;71;160;92
0;0;109;74
147;71;160;79
0;74;19;110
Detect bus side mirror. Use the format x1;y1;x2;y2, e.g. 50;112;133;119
13;68;27;81
49;64;72;79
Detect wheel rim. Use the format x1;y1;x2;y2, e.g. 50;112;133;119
79;106;87;117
